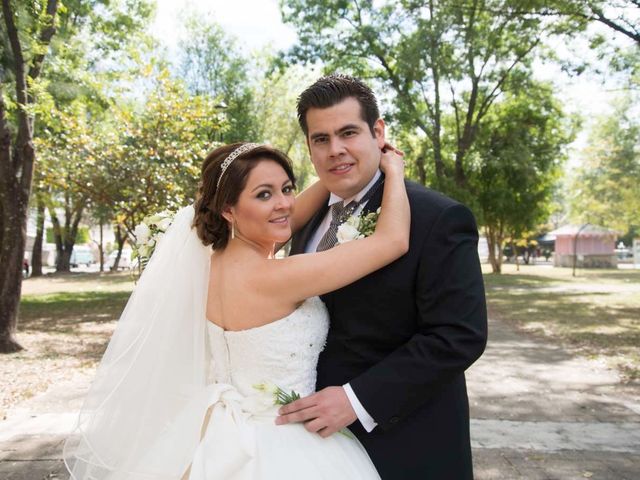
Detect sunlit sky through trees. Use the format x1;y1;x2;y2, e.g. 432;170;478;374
152;0;633;167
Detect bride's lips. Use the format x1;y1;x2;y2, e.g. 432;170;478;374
329;163;354;175
269;216;289;225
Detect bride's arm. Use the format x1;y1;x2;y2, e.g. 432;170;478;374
257;148;409;303
289;179;329;234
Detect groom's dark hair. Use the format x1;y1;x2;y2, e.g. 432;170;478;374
297;74;380;137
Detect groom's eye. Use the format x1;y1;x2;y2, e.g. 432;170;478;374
312;136;328;145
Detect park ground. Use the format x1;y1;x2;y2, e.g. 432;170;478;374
1;264;639;478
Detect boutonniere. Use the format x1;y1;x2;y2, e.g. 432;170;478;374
337;207;381;244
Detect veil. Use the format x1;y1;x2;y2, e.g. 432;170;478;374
63;205;213;479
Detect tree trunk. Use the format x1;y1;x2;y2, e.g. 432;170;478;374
0;103;31;353
0;0;59;353
98;219;104;272
31;199;45;277
0;191;28;352
111;225;126;271
486;227;502;274
50;200;84;272
512;239;520;272
416;155;427;186
50;208;69;272
496;237;504;273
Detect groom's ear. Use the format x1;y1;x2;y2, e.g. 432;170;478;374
373;118;385;149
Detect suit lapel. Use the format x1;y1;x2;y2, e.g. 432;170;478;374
290;203;329;255
360;175;385;216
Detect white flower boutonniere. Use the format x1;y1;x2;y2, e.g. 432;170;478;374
337;207;382;244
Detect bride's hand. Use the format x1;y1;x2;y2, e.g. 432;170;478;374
379;143;405;178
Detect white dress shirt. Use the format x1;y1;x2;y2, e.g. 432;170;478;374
305;170;382;432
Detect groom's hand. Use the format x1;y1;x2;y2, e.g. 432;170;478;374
275;386;357;438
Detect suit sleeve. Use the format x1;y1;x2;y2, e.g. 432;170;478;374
348;203;488;431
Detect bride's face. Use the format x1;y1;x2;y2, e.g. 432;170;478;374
228;159;295;248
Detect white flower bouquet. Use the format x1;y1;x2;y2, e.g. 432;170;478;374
132;210;175;270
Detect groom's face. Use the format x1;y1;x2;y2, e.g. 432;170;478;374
305;97;385;199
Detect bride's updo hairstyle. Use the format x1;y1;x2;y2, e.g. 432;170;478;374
193;142;296;249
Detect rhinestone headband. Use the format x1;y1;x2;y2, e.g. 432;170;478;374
216;143;261;189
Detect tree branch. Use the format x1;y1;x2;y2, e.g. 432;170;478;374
589;6;640;44
28;0;60;82
2;0;29;115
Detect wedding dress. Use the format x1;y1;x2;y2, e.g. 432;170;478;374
64;206;379;479
186;296;379;479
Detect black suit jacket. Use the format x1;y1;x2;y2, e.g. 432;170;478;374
290;180;487;479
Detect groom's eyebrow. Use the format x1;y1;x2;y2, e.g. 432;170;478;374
336;124;360;134
309;124;361;141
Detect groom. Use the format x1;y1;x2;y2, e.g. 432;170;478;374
278;74;487;479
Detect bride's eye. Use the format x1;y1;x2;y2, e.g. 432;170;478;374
282;185;294;195
256;190;272;200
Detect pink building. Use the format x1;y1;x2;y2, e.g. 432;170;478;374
550;224;618;268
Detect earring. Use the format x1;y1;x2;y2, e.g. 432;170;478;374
231;221;236;240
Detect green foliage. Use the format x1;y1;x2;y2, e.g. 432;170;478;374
570;98;640;237
471;82;574;272
251;62;319;187
101;70;225;236
280;0;567;196
178;15;259;142
45;225;89;244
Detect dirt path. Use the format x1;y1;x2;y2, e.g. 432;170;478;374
1;315;639;479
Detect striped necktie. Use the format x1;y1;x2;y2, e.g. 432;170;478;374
315;175;384;252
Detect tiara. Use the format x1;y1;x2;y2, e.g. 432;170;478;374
216;143;261;188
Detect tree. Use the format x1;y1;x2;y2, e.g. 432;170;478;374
101;72;225;266
280;0;570;202
252;62;319;186
0;0;60;353
471;83;573;273
178;15;259;142
0;0;152;352
35;103;96;272
570;98;640;238
32;0;153;272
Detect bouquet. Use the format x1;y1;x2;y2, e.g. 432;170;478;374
132;210;175;271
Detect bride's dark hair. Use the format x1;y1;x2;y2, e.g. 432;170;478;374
193;143;296;249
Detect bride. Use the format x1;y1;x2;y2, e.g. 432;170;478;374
64;142;409;479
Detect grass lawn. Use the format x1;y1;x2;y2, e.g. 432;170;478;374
0;272;134;415
483;263;640;382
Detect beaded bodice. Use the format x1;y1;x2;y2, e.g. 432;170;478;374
206;297;329;397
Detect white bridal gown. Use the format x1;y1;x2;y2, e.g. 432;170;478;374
64;205;379;480
139;297;380;480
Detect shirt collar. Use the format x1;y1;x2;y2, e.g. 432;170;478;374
328;170;382;207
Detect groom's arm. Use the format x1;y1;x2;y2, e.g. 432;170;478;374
277;202;487;435
348;202;487;431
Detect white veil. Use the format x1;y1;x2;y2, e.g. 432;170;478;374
64;205;213;479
